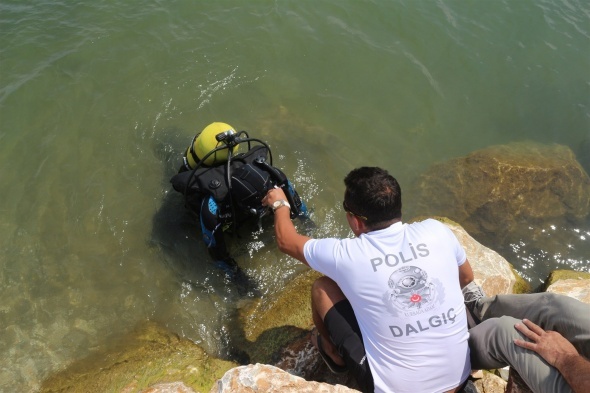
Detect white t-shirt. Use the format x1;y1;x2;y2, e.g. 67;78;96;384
304;219;470;393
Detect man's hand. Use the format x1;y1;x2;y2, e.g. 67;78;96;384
262;187;311;265
262;187;288;208
514;318;590;393
514;318;578;369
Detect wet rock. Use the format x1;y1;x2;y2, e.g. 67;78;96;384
432;217;529;295
412;142;590;244
210;363;359;393
238;269;323;365
39;322;236;393
235;267;361;388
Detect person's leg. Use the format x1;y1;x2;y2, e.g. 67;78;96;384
469;316;573;393
311;276;347;367
476;292;590;357
311;276;374;393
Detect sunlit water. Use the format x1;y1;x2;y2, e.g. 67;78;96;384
1;0;589;391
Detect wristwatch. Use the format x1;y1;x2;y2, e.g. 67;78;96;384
271;199;291;212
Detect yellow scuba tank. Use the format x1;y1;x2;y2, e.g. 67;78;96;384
184;122;239;168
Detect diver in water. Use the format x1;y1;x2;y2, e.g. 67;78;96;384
170;122;308;272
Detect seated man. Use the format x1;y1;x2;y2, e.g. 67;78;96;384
263;167;473;393
263;165;589;393
170;122;307;268
463;282;590;393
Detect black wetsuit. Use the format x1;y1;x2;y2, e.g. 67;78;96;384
170;144;306;262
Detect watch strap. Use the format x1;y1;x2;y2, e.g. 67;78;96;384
272;199;291;212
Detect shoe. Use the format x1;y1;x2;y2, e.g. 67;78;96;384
462;281;486;325
312;328;348;374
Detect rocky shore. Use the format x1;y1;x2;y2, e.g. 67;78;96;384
39;141;590;393
38;233;590;393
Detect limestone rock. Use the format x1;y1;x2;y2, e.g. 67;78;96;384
210;363;359;393
439;218;529;295
473;371;507;393
544;270;590;304
412;142;590;243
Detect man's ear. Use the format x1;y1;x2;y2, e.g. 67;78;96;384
351;216;369;236
358;218;370;234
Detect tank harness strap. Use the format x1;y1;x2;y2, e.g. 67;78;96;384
188;133;201;164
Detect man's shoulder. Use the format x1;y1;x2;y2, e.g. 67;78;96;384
305;236;347;246
407;218;445;229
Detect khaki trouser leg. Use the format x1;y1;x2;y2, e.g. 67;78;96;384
476;292;590;356
469;293;590;393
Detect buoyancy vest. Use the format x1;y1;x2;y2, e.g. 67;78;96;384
170;144;273;216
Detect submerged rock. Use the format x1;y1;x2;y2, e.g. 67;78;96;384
412;142;590;244
237;269;322;365
432;217;530;295
39;322;236;393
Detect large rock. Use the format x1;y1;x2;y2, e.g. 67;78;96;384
544;270;590;304
434;217;530;295
39;322;236;393
412;142;590;243
235;268;358;387
210;364;358;393
236;269;323;366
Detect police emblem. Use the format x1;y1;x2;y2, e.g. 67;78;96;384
386;266;438;314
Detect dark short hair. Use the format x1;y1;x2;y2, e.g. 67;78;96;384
343;167;402;227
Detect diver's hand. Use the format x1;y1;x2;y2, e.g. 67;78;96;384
262;187;288;207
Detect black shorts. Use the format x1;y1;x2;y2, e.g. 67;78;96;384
324;300;374;393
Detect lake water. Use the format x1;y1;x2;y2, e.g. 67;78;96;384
1;0;589;391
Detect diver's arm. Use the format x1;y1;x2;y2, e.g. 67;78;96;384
458;259;474;289
263;188;311;266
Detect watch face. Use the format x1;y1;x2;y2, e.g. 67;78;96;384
272;200;283;209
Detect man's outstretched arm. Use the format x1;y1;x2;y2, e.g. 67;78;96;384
262;188;311;266
514;318;590;393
